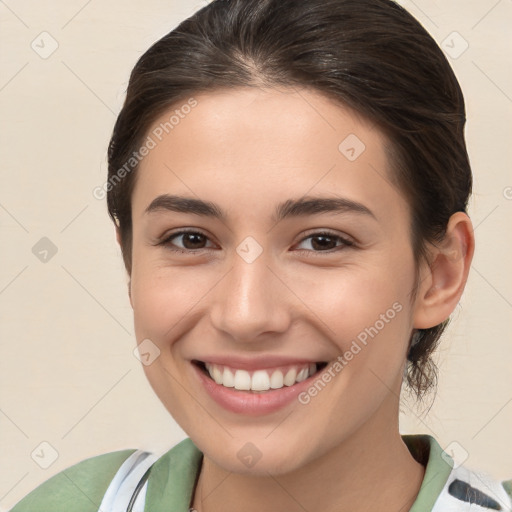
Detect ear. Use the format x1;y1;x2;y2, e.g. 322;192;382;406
115;225;133;308
412;212;475;329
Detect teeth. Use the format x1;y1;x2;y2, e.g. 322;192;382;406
212;365;223;385
283;367;297;386
234;370;251;390
203;362;318;391
296;368;308;382
269;369;284;389
222;367;235;387
252;370;270;391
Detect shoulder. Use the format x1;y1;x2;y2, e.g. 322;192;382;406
144;438;203;510
8;448;138;512
502;479;512;503
433;464;512;511
403;434;512;512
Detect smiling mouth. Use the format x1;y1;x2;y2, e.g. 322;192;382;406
192;360;329;393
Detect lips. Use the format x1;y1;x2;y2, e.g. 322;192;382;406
191;358;330;415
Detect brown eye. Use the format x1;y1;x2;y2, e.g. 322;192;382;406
160;230;214;253
295;232;354;253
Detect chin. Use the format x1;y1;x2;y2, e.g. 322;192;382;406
194;433;316;476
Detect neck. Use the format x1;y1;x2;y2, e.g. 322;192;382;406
191;394;425;512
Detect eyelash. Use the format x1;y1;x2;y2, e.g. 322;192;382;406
157;229;355;255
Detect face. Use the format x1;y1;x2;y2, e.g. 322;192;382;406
128;87;421;475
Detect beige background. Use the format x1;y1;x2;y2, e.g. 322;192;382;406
0;0;511;509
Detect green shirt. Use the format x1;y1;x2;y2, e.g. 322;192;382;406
8;434;512;511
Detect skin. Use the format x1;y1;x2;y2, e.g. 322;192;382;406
117;86;474;512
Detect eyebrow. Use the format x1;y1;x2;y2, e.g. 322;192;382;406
144;194;376;223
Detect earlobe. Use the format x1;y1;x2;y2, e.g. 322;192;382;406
413;212;475;329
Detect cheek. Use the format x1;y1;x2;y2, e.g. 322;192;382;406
129;262;211;419
130;259;215;342
289;268;413;425
287;259;415;396
289;259;413;339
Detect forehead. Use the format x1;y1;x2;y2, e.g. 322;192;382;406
131;87;406;223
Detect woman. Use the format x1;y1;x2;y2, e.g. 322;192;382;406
9;0;511;511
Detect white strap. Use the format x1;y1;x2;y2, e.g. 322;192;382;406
432;464;512;512
98;449;159;512
126;477;150;512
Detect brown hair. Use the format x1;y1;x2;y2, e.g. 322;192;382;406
107;0;472;401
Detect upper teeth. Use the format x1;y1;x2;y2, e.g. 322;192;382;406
204;363;317;391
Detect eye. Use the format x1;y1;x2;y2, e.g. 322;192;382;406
158;230;215;253
294;231;354;253
157;229;354;254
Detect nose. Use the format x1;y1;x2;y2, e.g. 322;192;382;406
208;249;292;343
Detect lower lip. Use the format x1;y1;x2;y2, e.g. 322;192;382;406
191;362;322;416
